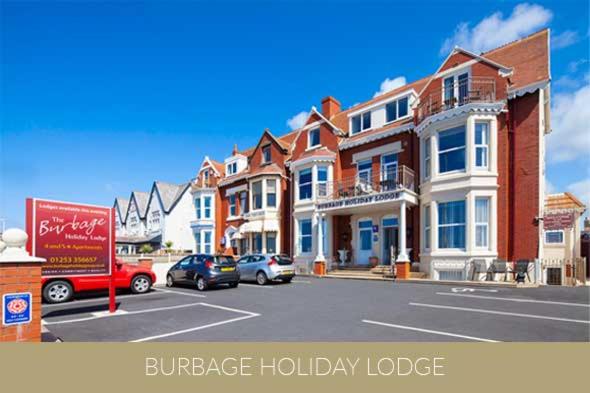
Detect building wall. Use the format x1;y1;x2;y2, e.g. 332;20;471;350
164;189;197;252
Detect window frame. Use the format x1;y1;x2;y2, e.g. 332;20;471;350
203;196;212;219
262;145;271;164
228;194;236;217
317;166;328;198
266;232;277;254
266;179;277;208
545;230;565;245
195;197;201;219
474;122;490;170
298;219;312;254
252;181;263;210
424;205;431;250
437;200;466;250
298;168;313;201
475;197;490;249
385;95;410;124
308;128;320;148
239;191;248;215
424;137;431;180
350;111;371;135
438;125;466;174
356;159;372;185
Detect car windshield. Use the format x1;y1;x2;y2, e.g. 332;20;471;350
215;256;235;265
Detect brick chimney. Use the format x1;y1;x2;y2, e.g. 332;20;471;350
321;96;341;119
232;144;239;156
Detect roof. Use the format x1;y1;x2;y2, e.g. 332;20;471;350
114;198;129;222
152;181;190;213
482;29;550;91
131;191;150;218
248;163;285;178
545;193;586;212
339;117;414;150
331;76;430;133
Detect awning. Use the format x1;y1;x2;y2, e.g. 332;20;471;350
230;231;242;240
239;221;263;234
262;219;280;232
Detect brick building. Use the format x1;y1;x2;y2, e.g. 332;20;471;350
190;29;552;279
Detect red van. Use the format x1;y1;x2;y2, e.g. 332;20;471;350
41;259;157;304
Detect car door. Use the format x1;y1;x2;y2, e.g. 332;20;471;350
174;256;193;283
238;256;252;280
184;255;200;282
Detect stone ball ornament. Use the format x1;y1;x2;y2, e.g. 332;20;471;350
2;228;28;248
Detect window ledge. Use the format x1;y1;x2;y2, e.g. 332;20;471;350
305;145;322;152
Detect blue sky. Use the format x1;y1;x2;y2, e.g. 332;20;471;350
1;0;589;229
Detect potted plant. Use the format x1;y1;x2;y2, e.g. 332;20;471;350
369;255;379;267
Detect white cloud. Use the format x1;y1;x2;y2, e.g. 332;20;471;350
547;80;590;163
373;76;407;98
567;178;590;207
551;30;579;50
568;59;588;73
440;3;552;55
545;178;556;195
286;111;309;130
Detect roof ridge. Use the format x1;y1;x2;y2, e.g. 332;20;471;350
481;28;548;56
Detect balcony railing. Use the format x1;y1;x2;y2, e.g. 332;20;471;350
417;77;496;123
316;165;415;202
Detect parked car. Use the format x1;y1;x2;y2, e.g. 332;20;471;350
166;254;239;291
237;254;295;285
41;259;156;304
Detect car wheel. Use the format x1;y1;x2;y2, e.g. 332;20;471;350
256;271;268;285
131;275;152;294
282;277;293;283
229;282;239;288
196;276;208;291
166;274;174;287
43;280;73;304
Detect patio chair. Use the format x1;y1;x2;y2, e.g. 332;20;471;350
514;260;531;283
470;259;488;281
492;259;511;282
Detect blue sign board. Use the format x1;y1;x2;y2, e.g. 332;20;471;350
2;292;32;326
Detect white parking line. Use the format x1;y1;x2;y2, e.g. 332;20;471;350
240;283;274;288
291;280;312;284
155;288;207;298
130;303;260;342
410;302;590;324
362;320;499;342
436;292;590;307
43;302;204;326
42;290;164;308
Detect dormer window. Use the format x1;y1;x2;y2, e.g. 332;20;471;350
262;145;271;163
351;111;371;134
203;170;210;187
309;128;320;148
227;162;238;175
385;96;409;123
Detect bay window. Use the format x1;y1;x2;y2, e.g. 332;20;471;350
204;196;211;218
424;205;431;250
266;179;277;208
317;166;328;197
252;181;262;210
299;168;312;200
438;200;466;249
239;191;248;214
475;122;489;169
475;197;489;248
195;197;201;219
424;137;431;179
438;125;466;173
229;194;236;216
203;231;212;254
299;219;312;253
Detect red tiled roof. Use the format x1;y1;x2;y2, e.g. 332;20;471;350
482;29;550;90
545;193;586;211
343;117;414;143
248;163;284;177
209;159;225;176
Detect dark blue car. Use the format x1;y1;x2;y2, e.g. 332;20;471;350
166;254;239;291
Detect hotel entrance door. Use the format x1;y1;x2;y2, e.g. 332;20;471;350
382;217;399;265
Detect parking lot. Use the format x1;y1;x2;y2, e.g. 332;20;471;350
42;278;590;342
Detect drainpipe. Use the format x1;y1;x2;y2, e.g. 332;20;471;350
507;101;515;261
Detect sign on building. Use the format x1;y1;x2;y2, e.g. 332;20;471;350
544;212;575;230
26;198;114;277
2;293;32;326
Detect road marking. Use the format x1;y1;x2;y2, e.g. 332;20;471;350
43;301;204;325
436;292;590;308
130;303;260;342
451;287;498;293
291;280;312;284
362;320;499;342
410;302;590;324
240;283;274;288
155;288;207;298
42;291;164;308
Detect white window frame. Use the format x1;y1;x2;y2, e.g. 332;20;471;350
350;111;371;135
195;197;201;219
474;197;490;249
308;128;320;148
298;219;313;255
298;168;313;201
474;122;489;170
229;194;236;217
424;205;431;250
380;153;398;183
385;95;410;124
545;230;565;245
203;230;212;254
438;125;466;175
317;166;328;197
424;137;431;180
239;191;248;215
442;70;470;108
252;180;263;210
266;179;277;208
203;196;212;219
357;159;372;185
437;200;466;250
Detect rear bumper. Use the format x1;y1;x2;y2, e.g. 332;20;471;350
269;269;296;280
207;272;240;285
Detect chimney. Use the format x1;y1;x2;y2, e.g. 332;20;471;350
321;96;341;119
232;144;238;156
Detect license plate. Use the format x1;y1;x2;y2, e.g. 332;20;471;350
281;270;294;275
221;267;235;272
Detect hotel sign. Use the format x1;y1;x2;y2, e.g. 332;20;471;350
317;191;401;211
26;198;114;277
544;211;574;230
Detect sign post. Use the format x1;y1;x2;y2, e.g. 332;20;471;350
26;198;116;312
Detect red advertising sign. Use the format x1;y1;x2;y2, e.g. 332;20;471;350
26;198;114;277
544;212;575;230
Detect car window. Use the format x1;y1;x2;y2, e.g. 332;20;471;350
253;255;265;263
238;257;249;264
178;256;192;267
215;256;235;265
